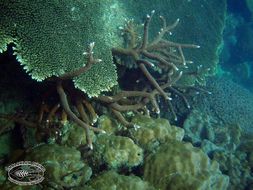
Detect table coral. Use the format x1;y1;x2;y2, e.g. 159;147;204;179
0;0;125;97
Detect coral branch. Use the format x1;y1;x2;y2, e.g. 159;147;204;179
56;81;104;149
111;109;132;127
59;42;102;80
110;11;200;123
75;98;92;148
137;62;169;100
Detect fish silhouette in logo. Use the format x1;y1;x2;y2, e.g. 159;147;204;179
6;161;45;185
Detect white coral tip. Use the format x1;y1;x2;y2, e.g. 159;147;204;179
88;144;93;150
89;42;95;48
134;124;141;130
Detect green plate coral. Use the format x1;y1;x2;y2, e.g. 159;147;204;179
0;0;127;97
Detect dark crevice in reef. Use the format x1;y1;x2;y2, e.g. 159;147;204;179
0;44;59;107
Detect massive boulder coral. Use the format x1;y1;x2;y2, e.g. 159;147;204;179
213;150;253;190
129;115;184;152
58;122;96;148
24;144;92;188
183;109;242;153
87;171;156;190
0;0;127;97
90;134;143;169
144;141;229;190
183;109;253;189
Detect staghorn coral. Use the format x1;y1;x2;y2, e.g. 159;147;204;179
124;0;227;85
144;141;229;190
97;11;209;125
0;0;126;97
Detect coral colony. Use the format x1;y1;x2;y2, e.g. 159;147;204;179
2;0;250;189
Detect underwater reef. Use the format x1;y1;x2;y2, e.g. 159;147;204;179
0;0;252;189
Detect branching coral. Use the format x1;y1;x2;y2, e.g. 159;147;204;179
0;43;106;149
97;11;205;124
0;5;209;148
112;11;200;97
